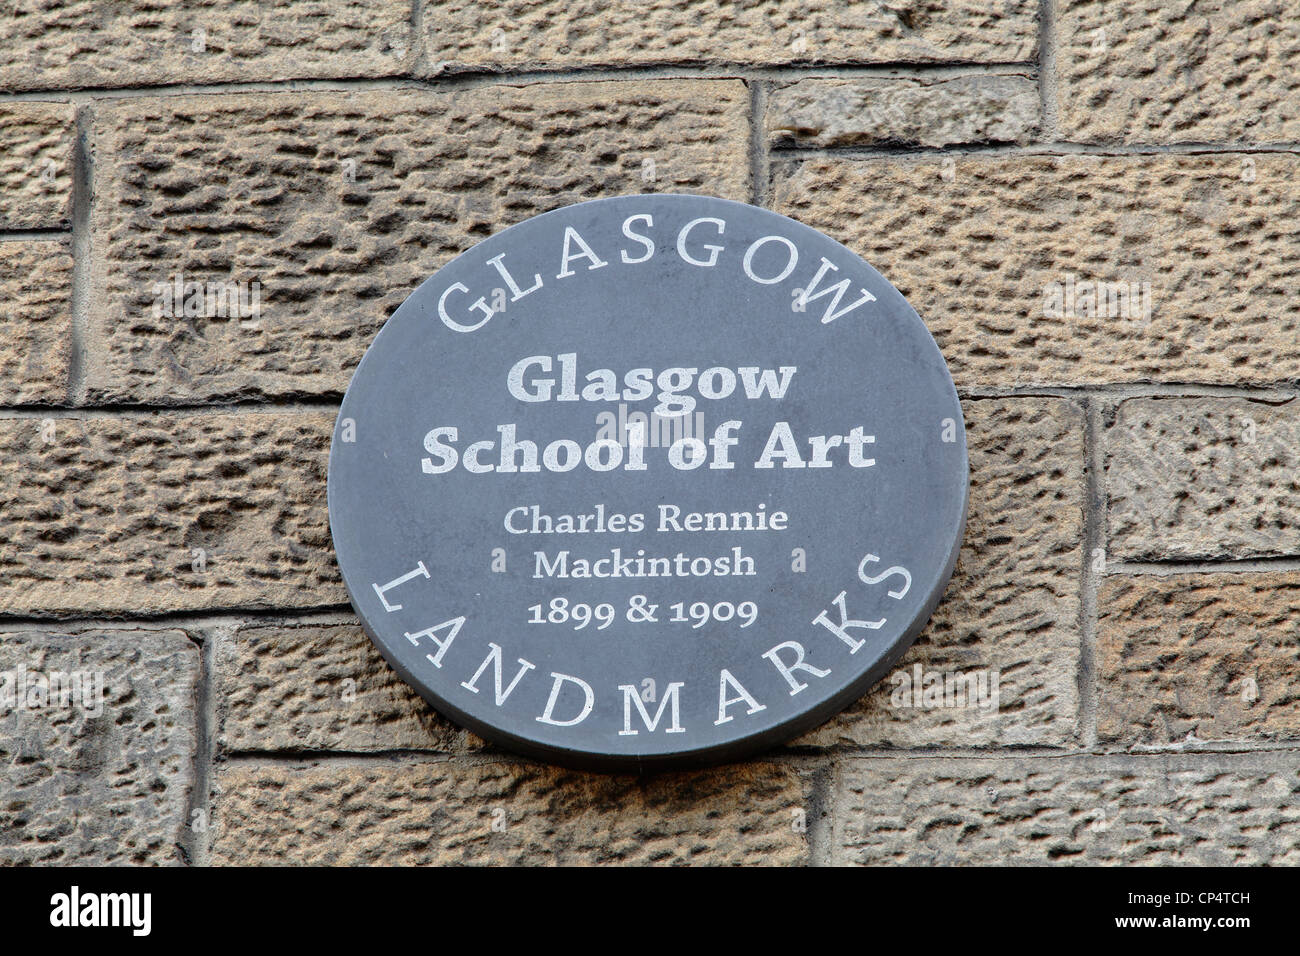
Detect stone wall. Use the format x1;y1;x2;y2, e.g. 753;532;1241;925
2;0;1297;865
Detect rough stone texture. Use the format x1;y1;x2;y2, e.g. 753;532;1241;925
0;102;74;228
0;242;74;404
1098;574;1300;745
768;74;1040;147
798;398;1083;748
0;0;412;92
217;622;484;753
0;628;199;865
1056;0;1300;144
212;760;810;864
421;0;1038;72
7;0;1300;869
836;754;1300;864
1106;397;1300;561
0;411;341;616
773;153;1300;388
87;82;751;403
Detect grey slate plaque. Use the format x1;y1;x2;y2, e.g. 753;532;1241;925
328;194;968;771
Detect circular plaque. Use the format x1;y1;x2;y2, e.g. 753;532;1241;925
328;194;968;771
